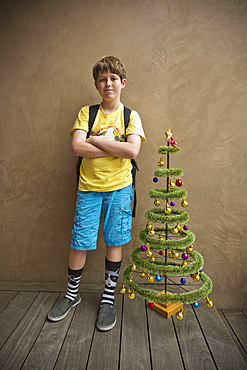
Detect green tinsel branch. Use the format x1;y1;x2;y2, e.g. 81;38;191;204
122;267;213;305
149;188;187;201
128;248;202;275
145;208;189;224
138;228;195;250
158;146;181;155
154;168;183;178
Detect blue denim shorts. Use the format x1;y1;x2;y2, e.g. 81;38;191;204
71;185;133;250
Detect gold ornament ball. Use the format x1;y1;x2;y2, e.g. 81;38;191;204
150;256;156;262
154;198;161;206
173;252;179;259
168;179;175;189
186;246;193;254
146;221;152;231
159;234;164;241
181;198;188;207
206;300;214;308
165;206;172;214
131;263;137;271
140;271;146;278
120;285;126;294
158;156;164;167
147;274;154;283
181;260;188;267
176;310;184;320
146;250;153;257
128;292;135;300
206;297;214;308
148;227;156;237
168;251;173;258
171;227;179;235
176;224;181;231
193;273;201;282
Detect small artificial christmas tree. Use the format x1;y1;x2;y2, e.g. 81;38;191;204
121;129;213;320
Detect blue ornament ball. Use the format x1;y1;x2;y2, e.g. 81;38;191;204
155;275;161;282
153;177;158;183
193;302;199;308
180;278;186;284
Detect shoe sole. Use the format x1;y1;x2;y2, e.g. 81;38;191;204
96;317;116;331
48;296;81;322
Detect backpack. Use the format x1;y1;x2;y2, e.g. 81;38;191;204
76;104;139;217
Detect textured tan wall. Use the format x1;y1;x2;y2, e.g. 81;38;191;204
1;0;246;309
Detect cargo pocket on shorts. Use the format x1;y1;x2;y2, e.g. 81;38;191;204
121;208;132;235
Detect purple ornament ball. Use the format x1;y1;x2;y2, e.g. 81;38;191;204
140;245;147;252
170;201;175;206
182;253;188;260
199;268;203;272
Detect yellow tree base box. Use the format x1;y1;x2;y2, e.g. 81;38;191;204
149;291;183;318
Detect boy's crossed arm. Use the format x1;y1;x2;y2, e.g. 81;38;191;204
72;129;141;159
86;134;141;159
72;130;110;158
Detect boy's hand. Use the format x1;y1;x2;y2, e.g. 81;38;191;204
85;136;102;144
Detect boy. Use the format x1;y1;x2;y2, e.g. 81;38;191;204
48;56;146;331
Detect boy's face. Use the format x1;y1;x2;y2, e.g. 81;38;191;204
95;70;126;103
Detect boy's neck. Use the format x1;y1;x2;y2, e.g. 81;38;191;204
101;99;121;114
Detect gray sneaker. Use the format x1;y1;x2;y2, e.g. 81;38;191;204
48;294;81;321
96;304;116;331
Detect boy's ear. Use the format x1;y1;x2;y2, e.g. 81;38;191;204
94;81;98;90
121;78;127;89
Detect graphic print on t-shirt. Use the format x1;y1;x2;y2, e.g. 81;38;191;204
92;126;125;142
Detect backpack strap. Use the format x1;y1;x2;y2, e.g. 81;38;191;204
123;106;131;133
123;106;139;218
76;105;100;186
88;104;100;133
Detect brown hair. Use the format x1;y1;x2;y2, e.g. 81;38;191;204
93;56;126;82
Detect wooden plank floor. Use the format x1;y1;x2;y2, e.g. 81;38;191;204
0;282;246;370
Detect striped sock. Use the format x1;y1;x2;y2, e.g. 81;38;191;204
64;266;83;301
101;258;122;307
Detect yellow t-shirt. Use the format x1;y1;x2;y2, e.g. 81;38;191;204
70;103;146;192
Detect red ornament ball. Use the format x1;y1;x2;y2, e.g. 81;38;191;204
183;225;189;230
176;178;183;187
159;251;164;255
149;302;154;308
